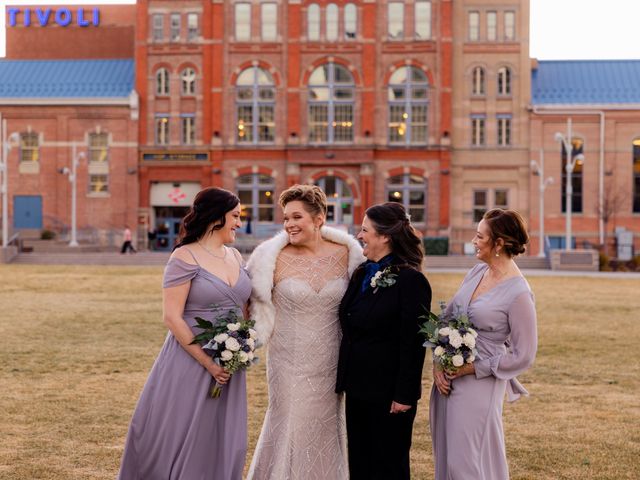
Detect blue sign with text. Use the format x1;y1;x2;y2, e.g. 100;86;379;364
8;8;100;27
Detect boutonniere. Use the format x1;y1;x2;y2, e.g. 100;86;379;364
370;266;398;294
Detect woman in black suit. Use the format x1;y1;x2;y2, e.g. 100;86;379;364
336;202;432;480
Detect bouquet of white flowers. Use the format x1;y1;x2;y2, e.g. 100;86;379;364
190;305;258;398
419;302;479;373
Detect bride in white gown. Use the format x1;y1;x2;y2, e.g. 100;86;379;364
247;185;364;480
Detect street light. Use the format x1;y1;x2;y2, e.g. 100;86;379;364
554;118;585;251
59;144;86;247
1;119;20;249
530;148;554;257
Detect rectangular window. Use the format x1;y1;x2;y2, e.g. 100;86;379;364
181;116;195;145
468;11;480;41
411;104;428;144
88;132;108;163
487;11;497;41
561;139;584;213
634;140;640;212
237;105;253;143
152;14;163;42
388;3;404;39
415;1;431;39
235;4;251;41
170;13;180;42
89;174;109;194
258;105;275;142
333;104;354;142
504;11;515;40
494;189;508;208
19;132;39;162
187;13;199;41
473;190;488;222
471;116;485;146
261;3;277;41
155;116;170;145
497;116;511;146
309;104;329;143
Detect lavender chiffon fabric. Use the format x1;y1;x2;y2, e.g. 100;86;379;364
429;263;538;480
118;257;251;480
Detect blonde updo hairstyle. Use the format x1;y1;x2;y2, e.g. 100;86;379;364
482;208;529;257
278;184;328;227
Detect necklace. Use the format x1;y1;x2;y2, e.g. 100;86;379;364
198;241;227;260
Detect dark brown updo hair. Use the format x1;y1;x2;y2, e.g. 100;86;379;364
278;184;328;225
482;208;529;257
174;187;240;250
365;202;424;270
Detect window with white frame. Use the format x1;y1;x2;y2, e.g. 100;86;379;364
170;13;180;41
634;139;640;213
344;3;357;39
308;63;354;144
388;66;429;145
89;174;109;194
316;176;354;224
181;115;195;145
261;3;277;41
561;138;584;213
152;14;163;42
386;174;427;223
156;68;169;96
181;68;196;95
235;3;251;41
497;115;511;146
155;115;170;145
487;11;497;41
415;1;431;39
388;3;404;39
471;116;485;146
473;190;488;222
472;66;485;95
236;67;276;144
326;4;338;41
187;13;199;41
468;11;480;41
504;11;515;40
19;132;39;162
307;3;320;40
497;66;511;95
236;174;275;222
88;132;108;163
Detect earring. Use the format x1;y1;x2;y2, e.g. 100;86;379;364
495;251;500;257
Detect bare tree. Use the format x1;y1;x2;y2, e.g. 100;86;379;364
597;172;628;256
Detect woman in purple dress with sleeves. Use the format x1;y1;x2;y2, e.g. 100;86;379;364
429;208;538;480
118;187;251;480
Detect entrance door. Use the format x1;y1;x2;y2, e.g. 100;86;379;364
154;206;189;251
315;176;353;226
14;195;43;229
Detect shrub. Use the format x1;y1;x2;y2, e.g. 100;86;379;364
423;236;449;256
40;229;56;240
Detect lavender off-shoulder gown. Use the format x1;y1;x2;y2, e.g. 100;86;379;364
118;256;251;480
429;263;538;480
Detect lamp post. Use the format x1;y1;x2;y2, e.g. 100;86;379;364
59;144;86;247
554;118;585;251
1;119;20;249
530;148;554;257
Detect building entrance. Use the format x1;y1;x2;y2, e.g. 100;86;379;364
154;206;189;251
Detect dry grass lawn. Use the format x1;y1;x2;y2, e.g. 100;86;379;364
0;265;639;479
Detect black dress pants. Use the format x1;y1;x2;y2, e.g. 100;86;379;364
346;394;417;480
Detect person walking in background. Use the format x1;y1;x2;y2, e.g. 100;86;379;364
336;202;432;480
118;187;251;480
430;208;538;480
246;184;364;480
120;225;136;254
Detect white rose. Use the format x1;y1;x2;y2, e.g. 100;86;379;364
468;328;478;338
227;323;241;332
434;346;445;357
220;350;233;361
449;331;463;349
248;328;257;339
439;327;451;337
247;351;255;361
467;354;475;363
225;337;241;352
463;333;476;349
247;338;256;348
452;355;464;367
370;271;382;287
213;333;229;344
238;351;249;363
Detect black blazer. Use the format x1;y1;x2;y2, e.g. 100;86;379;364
336;258;432;405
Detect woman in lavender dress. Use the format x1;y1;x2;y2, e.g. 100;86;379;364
430;208;538;480
118;187;251;480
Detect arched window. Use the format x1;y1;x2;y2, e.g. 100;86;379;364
344;3;357;39
386;174;427;223
156;68;170;96
315;176;354;224
236;173;275;222
561;137;584;213
472;66;485;95
326;4;338;41
308;63;355;144
308;3;320;40
634;139;640;213
181;68;196;95
388;66;429;145
497;66;511;96
235;67;276;144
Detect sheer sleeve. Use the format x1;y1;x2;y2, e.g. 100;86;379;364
163;258;199;288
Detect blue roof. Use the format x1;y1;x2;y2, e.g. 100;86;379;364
532;60;640;105
0;59;134;98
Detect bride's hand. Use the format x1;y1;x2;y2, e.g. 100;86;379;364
433;363;451;396
208;362;231;384
445;363;475;381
